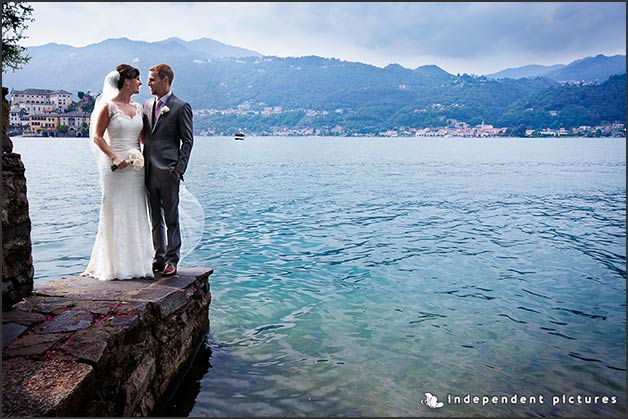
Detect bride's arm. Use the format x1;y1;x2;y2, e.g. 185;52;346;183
139;126;146;145
92;105;128;169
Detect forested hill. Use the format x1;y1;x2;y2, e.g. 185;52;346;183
194;70;626;135
497;74;626;129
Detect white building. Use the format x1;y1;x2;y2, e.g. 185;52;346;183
9;107;30;129
9;88;79;135
11;88;73;112
11;102;55;114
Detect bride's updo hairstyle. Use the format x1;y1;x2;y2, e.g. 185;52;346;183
115;64;140;90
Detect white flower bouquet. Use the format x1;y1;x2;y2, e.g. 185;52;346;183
111;149;144;172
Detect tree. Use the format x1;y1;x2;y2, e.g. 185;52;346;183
79;121;90;136
513;124;527;137
2;2;34;74
78;91;95;113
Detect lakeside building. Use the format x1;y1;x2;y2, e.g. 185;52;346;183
28;113;60;135
9;89;90;136
11;88;73;112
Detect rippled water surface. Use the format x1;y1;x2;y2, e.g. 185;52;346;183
14;136;626;417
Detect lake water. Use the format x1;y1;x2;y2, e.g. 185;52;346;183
12;136;626;417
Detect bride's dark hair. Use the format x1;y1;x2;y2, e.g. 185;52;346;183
115;64;140;90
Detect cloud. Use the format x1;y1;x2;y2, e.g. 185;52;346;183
23;2;626;75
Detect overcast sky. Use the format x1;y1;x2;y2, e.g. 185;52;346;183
22;2;626;75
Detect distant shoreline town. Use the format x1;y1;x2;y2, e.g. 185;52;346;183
195;105;626;138
8;88;626;139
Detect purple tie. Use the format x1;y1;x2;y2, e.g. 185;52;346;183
154;99;162;122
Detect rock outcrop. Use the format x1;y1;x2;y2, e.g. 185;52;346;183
2;85;35;310
2;268;213;416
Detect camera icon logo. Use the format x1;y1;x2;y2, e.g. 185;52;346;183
421;392;444;409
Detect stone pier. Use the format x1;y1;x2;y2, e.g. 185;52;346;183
2;267;212;416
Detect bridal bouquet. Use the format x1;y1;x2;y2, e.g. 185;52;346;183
111;149;144;172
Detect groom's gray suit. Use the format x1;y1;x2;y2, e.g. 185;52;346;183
142;93;194;268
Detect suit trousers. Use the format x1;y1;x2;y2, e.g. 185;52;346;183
147;169;181;266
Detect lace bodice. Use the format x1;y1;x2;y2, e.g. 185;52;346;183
106;101;143;155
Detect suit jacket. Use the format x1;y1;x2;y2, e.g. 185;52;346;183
142;93;194;181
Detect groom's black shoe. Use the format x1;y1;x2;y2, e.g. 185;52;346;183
162;263;177;277
152;262;165;273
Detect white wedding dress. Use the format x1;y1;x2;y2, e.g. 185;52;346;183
83;101;154;280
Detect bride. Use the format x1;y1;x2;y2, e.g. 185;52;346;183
82;64;155;280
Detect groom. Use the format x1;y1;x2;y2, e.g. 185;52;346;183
143;63;194;277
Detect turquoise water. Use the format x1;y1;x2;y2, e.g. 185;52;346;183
13;136;626;417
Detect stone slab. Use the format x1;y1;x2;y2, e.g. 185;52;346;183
1;310;46;326
34;276;158;301
4;332;67;357
33;267;213;302
13;296;69;314
2;322;27;347
60;333;109;365
1;357;94;417
125;285;189;318
33;310;93;334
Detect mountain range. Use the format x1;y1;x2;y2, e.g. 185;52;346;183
487;54;627;82
3;37;261;101
4;37;625;95
2;37;625;134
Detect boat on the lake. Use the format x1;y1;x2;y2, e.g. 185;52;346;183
234;131;245;140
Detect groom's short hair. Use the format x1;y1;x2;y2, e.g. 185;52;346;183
150;63;174;85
